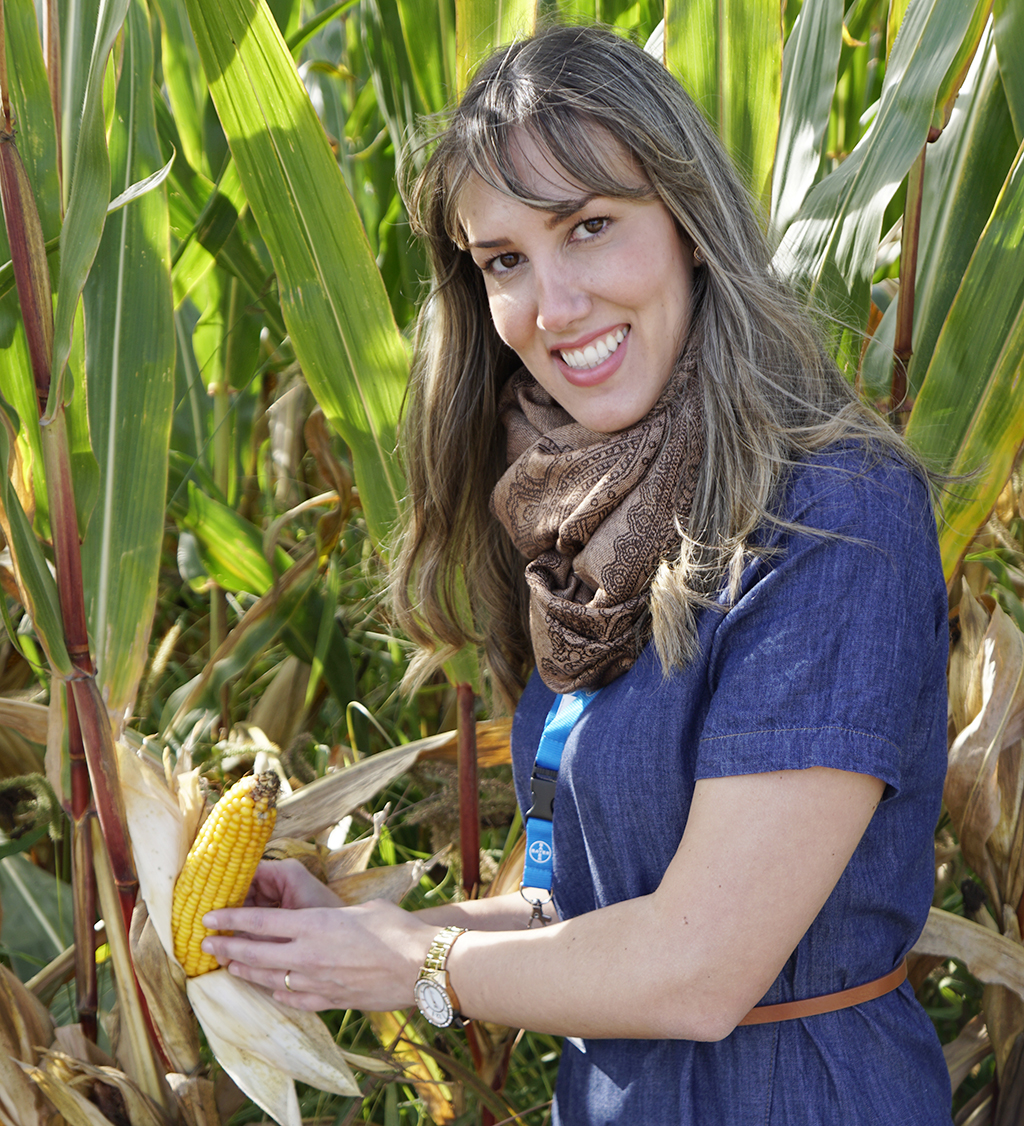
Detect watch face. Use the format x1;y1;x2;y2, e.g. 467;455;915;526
414;977;453;1027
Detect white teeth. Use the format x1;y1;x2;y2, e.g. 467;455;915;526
559;328;627;370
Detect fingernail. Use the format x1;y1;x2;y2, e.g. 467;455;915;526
201;939;212;953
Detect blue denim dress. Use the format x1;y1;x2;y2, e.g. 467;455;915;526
511;448;952;1124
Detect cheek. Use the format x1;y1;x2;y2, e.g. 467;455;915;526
487;292;531;352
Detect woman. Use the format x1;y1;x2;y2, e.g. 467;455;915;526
202;25;952;1123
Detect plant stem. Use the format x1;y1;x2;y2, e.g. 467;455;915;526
891;142;927;427
457;682;480;898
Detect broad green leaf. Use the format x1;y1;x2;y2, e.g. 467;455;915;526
773;0;977;349
80;0;175;725
905;137;1024;579
455;0;538;94
60;0;102;207
860;25;1018;401
663;0;781;209
151;0;207;172
994;0;1024;140
908;29;1018;395
287;0;361;57
769;0;844;243
0;854;73;981
49;0;132;412
396;0;453;117
182;0;408;550
3;0;61;247
178;484;358;714
0;403;72;676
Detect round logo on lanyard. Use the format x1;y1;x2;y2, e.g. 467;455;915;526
528;840;552;865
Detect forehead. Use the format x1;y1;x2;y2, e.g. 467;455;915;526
451;127;648;244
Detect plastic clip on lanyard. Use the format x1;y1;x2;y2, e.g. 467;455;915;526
521;689;600;927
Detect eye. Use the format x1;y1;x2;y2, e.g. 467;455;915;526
483;251;522;276
575;216;610;240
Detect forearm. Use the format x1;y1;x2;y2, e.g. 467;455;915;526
445;893;739;1042
415;891;556;931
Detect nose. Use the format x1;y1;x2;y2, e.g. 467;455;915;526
534;259;591;334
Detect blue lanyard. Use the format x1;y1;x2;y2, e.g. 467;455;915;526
521;688;600;925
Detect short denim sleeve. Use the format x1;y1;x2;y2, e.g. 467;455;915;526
696;452;948;795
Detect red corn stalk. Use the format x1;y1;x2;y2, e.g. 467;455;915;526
457;682;480;898
890;142;926;427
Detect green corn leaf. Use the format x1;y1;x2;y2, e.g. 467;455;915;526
905;137;1024;579
80;0;175;725
773;0;978;348
455;0;537;94
769;0;844;243
49;0;132;412
182;0;408;551
150;0;207;173
994;0;1024;140
908;29;1019;395
663;0;781;210
2;0;61;247
177;483;358;715
0;403;72;677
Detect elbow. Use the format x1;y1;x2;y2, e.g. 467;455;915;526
642;984;749;1042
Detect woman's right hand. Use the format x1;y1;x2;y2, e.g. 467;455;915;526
244;858;343;910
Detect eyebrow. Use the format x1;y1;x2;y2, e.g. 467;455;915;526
466;194;598;250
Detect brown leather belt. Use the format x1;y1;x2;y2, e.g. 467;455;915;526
737;959;908;1026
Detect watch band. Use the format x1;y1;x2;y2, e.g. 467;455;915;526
415;925;468;1027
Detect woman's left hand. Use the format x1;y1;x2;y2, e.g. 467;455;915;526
200;897;435;1011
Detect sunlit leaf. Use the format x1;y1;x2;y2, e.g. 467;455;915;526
182;0;408;550
80;0;175;727
774;0;978;347
663;0;781;209
769;0;843;242
905;137;1024;577
49;0;132;410
455;0;537;94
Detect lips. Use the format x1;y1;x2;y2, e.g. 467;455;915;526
558;327;628;370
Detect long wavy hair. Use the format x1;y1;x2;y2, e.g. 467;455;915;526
392;24;920;710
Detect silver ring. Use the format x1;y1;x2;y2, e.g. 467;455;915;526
284;970;296;992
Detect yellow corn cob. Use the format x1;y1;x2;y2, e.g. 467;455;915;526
171;772;280;977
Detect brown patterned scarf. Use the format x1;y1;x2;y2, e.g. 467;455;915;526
490;348;705;692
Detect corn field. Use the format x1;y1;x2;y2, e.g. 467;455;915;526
1;0;1023;1123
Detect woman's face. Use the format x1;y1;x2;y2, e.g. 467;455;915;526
458;134;694;434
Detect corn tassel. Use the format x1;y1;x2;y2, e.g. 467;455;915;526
172;773;280;977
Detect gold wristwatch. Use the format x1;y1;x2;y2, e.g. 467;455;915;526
413;925;468;1028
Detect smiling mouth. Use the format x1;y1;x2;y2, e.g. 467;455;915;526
558;328;628;370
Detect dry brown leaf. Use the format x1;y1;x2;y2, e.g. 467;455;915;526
944;1013;991;1094
321;808;386;882
52;1024;115;1069
485;833;526;900
417;718;514;767
914;909;1024;999
329;860;426;905
165;1074;221;1126
0;698;48;745
944;604;1024;904
949;584;992;735
0;965;53;1126
129;902;201;1075
248;657;311;752
261;837;328;879
21;1048;171;1126
272;743;424;840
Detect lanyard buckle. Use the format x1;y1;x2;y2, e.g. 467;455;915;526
526;766;558;821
